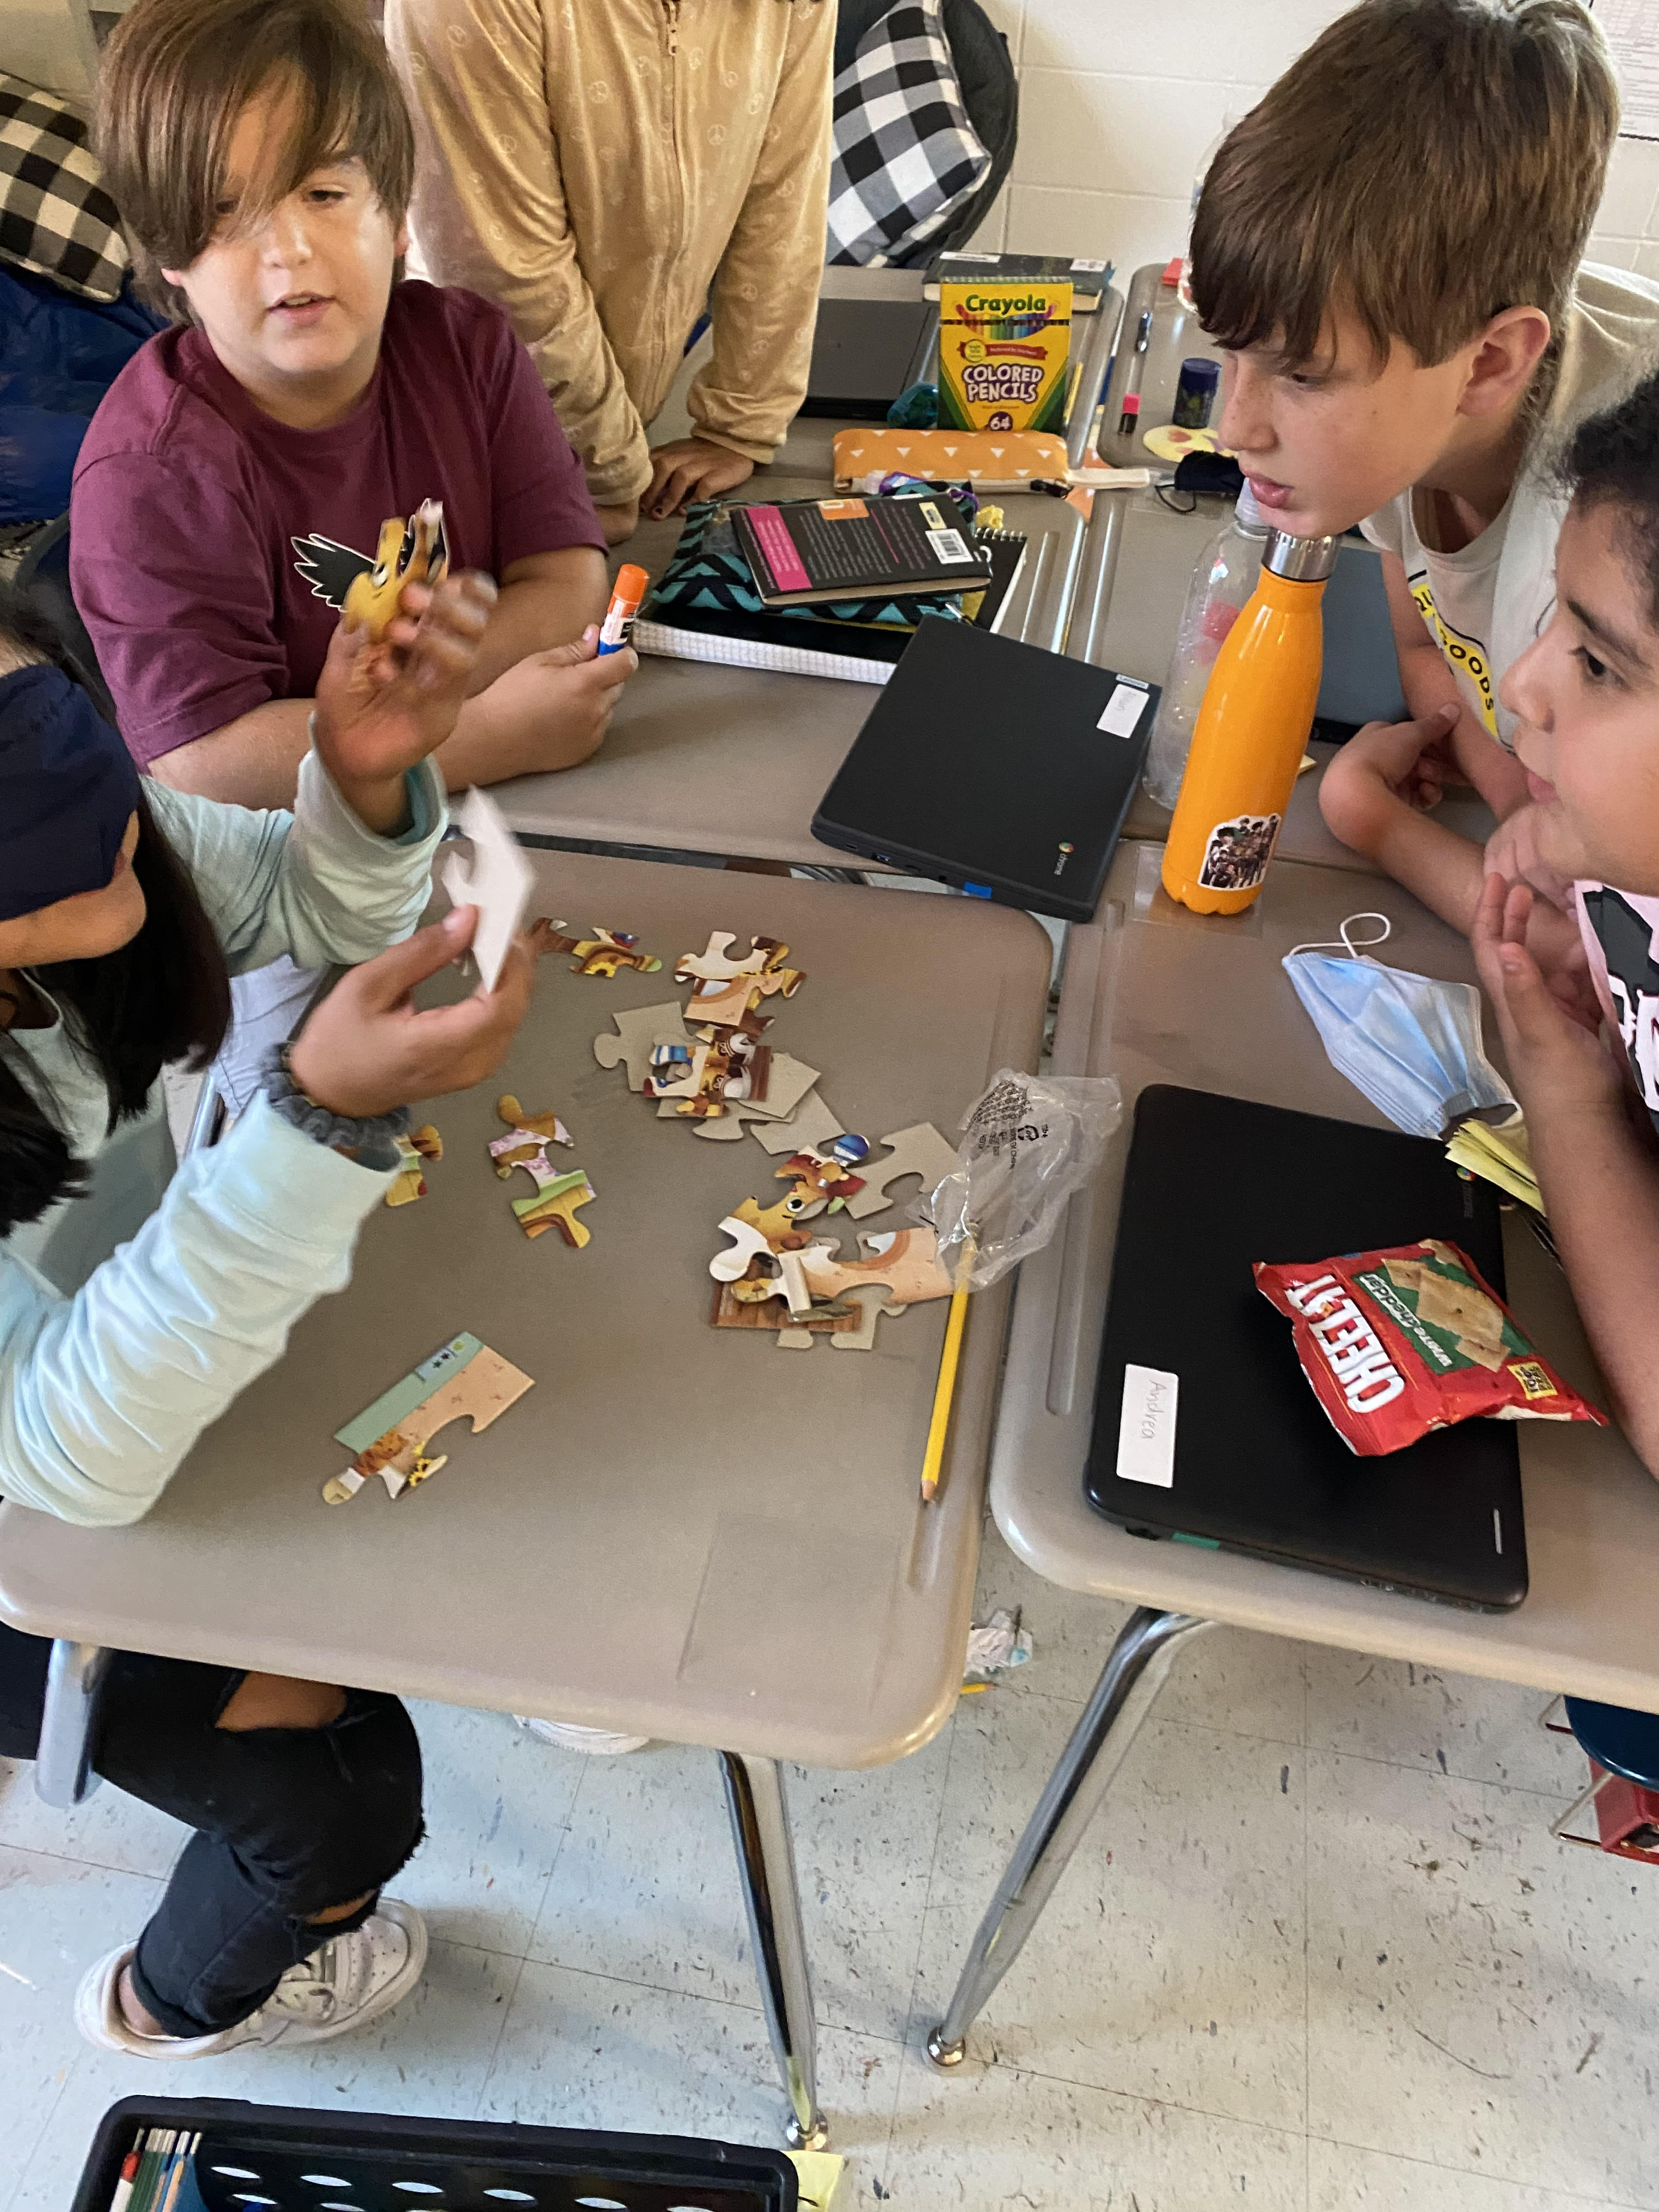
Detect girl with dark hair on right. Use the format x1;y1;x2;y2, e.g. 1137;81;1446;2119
1469;365;1659;1483
0;567;532;2058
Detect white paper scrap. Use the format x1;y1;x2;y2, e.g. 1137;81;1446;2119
1116;1364;1178;1488
1098;680;1150;738
442;786;534;993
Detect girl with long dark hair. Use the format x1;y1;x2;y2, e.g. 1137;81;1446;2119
0;568;532;2058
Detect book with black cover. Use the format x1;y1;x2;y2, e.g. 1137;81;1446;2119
732;492;992;608
811;617;1158;921
1085;1086;1528;1611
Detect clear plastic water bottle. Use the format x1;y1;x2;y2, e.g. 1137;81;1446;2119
1141;483;1269;809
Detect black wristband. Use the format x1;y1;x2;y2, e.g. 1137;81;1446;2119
257;1043;411;1173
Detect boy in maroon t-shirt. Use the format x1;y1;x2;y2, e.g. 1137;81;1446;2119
71;0;629;808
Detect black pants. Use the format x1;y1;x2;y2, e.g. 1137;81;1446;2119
0;1625;424;2037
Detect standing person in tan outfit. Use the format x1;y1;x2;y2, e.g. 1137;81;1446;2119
385;0;835;545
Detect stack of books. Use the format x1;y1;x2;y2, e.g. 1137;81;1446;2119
633;489;1028;686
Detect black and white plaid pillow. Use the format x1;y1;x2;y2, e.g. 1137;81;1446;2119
826;0;992;268
0;73;131;303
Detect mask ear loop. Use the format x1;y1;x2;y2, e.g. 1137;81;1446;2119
1286;912;1392;961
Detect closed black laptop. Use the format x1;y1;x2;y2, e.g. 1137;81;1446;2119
1085;1086;1529;1610
811;617;1158;923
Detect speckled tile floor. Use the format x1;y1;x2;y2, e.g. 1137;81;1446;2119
0;1530;1650;2212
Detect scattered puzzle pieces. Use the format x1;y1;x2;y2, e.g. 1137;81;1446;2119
385;1123;442;1208
324;1332;533;1504
532;919;662;977
594;1001;692;1090
645;1028;771;1118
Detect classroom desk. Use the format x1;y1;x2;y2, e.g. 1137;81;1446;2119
923;840;1659;2065
0;849;1049;2147
493;430;1086;867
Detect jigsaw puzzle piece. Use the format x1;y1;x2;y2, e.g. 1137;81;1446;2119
533;921;663;977
843;1123;960;1220
689;1052;820;1138
343;500;447;642
520;1173;596;1247
324;1339;533;1504
795;1227;952;1308
748;1089;846;1155
675;930;769;983
594;1001;692;1090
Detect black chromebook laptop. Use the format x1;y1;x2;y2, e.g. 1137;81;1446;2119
810;618;1159;923
1084;1086;1529;1611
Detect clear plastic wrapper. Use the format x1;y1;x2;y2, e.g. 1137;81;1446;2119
915;1069;1121;1289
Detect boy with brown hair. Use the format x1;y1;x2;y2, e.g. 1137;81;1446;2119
1188;0;1659;960
70;0;629;809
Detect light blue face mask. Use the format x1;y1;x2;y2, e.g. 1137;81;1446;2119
1282;913;1516;1141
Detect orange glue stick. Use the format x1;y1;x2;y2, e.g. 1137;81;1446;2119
598;563;648;655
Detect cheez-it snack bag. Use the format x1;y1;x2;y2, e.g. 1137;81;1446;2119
1254;1239;1605;1457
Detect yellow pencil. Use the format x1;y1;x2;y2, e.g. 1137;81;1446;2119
921;1268;972;1504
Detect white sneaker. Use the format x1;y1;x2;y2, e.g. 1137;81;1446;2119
75;1898;428;2057
513;1714;649;1755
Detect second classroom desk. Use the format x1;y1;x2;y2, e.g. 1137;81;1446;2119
921;839;1659;2064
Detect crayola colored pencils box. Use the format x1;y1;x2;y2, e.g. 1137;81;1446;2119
938;278;1073;432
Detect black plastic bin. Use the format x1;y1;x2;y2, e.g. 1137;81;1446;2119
71;2100;798;2212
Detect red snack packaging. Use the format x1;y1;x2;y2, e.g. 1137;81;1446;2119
1253;1238;1605;1457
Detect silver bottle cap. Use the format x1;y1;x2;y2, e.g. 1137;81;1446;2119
1264;527;1341;582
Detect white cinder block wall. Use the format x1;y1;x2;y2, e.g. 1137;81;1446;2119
970;0;1659;284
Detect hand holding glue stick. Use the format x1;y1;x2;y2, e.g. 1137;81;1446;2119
599;563;649;656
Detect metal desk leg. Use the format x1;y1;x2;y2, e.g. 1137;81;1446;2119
927;1606;1211;2068
35;1641;111;1808
720;1750;828;2151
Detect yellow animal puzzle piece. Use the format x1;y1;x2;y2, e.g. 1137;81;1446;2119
343;500;448;642
531;919;662;977
385;1124;443;1209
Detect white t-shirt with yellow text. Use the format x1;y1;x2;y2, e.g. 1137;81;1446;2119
1361;264;1659;749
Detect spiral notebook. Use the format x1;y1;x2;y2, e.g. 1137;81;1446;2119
631;619;895;685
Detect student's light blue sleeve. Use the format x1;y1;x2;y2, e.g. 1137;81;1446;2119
145;749;447;975
0;1098;394;1527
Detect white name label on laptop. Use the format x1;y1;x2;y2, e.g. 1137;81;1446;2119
1116;1364;1178;1487
1097;681;1149;738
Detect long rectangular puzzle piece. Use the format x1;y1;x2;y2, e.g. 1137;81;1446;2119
325;1333;534;1504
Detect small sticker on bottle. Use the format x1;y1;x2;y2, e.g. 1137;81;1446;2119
1198;811;1282;892
1116;1364;1178;1487
1097;680;1149;737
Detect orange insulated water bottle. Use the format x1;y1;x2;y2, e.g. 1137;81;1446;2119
1161;526;1341;913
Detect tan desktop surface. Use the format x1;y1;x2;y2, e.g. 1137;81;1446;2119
0;853;1051;1768
992;842;1659;1713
